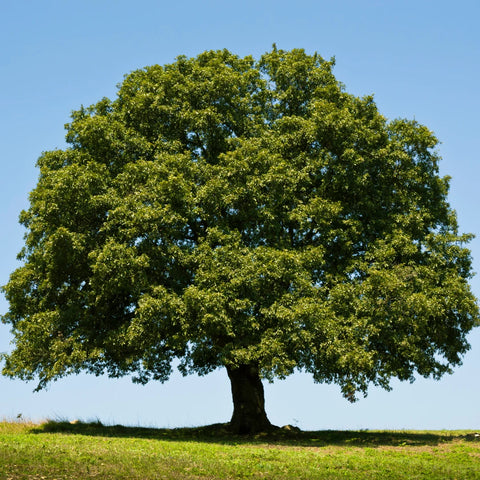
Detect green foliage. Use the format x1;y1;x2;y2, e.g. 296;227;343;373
2;47;478;400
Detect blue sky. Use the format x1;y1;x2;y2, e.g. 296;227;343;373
1;0;479;430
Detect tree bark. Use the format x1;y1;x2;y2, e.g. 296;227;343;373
226;363;274;434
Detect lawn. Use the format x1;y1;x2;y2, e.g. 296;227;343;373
1;420;479;479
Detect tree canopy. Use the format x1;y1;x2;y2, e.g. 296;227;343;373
2;47;479;433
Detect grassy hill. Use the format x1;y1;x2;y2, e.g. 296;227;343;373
1;420;479;479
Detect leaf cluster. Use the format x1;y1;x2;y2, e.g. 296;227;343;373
2;47;478;398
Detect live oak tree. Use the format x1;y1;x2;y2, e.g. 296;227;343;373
2;47;479;433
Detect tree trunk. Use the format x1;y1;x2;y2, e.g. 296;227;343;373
226;363;274;434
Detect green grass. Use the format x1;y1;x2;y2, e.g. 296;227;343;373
1;420;479;479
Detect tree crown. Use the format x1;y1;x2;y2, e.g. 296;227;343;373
2;47;478;400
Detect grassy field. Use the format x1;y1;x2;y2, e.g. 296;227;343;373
1;420;479;479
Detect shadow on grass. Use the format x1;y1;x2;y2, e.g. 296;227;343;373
29;420;473;448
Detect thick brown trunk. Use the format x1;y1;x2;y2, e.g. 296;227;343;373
226;363;274;434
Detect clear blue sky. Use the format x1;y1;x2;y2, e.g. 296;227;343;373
1;0;479;430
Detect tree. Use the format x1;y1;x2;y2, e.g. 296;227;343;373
2;47;479;433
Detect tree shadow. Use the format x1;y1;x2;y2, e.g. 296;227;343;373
29;420;476;447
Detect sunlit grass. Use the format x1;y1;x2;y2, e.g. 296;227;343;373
1;420;479;479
